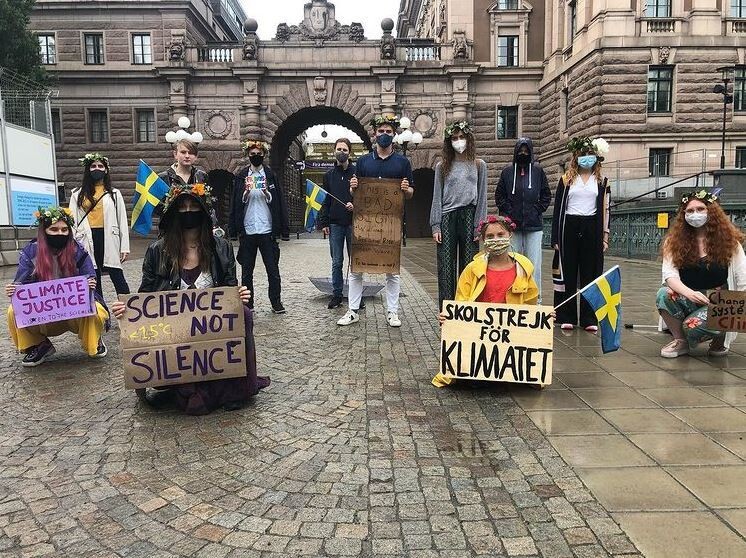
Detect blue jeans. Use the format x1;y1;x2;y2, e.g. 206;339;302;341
329;224;353;297
511;230;544;303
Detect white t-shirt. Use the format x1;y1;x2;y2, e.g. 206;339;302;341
566;175;598;216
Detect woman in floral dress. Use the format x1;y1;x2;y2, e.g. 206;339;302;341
656;190;746;358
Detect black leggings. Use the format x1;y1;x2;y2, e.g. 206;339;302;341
91;228;130;296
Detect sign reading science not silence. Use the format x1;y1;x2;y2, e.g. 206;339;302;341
440;301;554;385
119;287;246;389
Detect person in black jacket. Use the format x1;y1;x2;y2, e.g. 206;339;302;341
495;137;551;302
111;183;269;414
318;138;355;309
230;139;290;314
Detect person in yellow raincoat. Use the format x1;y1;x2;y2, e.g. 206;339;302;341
432;214;539;387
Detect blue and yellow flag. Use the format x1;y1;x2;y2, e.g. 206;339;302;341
131;160;170;236
581;265;622;353
304;179;326;232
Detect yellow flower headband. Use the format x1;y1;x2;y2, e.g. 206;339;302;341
241;139;269;154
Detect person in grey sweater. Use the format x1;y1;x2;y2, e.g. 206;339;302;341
430;120;488;307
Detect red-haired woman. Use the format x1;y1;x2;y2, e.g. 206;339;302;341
657;190;746;358
6;207;109;366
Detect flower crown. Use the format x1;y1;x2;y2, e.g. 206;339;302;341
369;114;400;129
680;189;718;206
566;137;610;155
33;206;74;228
162;183;213;211
478;215;516;233
241;139;269;154
79;152;109;167
444;120;472;139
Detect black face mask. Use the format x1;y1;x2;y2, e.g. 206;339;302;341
335;152;349;164
516;153;531;166
89;169;106;182
178;211;204;230
249;154;264;168
46;233;69;250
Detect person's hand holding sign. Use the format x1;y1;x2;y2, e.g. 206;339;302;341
349;175;358;193
5;283;16;297
88;277;97;291
111;300;126;319
238;286;252;305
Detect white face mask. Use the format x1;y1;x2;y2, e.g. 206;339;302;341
452;139;467;154
685;212;708;228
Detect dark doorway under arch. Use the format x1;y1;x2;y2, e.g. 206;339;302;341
406;168;435;238
270;106;372;231
207;169;235;230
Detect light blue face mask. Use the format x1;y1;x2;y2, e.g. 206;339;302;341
578;155;597;169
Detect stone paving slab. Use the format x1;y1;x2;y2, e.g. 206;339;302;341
0;236;728;557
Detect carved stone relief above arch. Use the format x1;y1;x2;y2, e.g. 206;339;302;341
200;110;238;140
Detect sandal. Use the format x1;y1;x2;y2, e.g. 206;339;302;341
560;323;574;330
661;338;689;358
584;325;598;334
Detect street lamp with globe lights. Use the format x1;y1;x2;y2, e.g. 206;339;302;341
714;66;735;169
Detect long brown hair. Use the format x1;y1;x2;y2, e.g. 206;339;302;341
564;153;603;186
160;197;215;276
78;157;113;208
440;132;476;180
662;200;744;268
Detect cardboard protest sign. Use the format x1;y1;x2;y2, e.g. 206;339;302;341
12;276;94;328
119;287;246;389
351;178;403;274
440;301;554;385
707;290;746;331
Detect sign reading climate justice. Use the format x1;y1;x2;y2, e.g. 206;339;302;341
707;290;746;331
440;301;554;385
12;276;94;328
352;178;403;275
119;287;246;389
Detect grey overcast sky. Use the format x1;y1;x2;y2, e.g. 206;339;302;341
239;0;402;40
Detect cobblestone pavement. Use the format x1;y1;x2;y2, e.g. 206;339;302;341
0;236;734;557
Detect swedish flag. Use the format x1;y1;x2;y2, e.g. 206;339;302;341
304;179;326;232
581;266;622;353
131;160;170;236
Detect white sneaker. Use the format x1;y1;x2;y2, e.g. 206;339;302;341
387;311;401;327
337;310;359;326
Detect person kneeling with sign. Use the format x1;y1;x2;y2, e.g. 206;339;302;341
111;184;269;415
432;215;540;387
6;207;109;366
657;190;746;358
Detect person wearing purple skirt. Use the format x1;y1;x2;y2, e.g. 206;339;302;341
111;182;269;414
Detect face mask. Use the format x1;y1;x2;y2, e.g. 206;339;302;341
578;155;597;169
90;169;106;182
335;151;349;164
451;139;467;154
376;134;393;148
46;233;69;251
516;153;531;165
249;154;264;168
483;237;512;256
685;212;708;228
178;210;204;230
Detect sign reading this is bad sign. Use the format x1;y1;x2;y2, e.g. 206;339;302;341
440;301;554;385
119;287;246;389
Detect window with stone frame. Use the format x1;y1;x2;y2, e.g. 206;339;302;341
136;109;156;142
497;35;519;67
646;0;672;17
132;34;152;65
736;147;746;168
84;33;104;65
568;1;577;41
497;106;518;139
51;109;62;144
88;109;109;143
647;66;673;113
37;34;56;65
732;0;746;18
497;0;519;8
649;148;672;176
735;67;746;113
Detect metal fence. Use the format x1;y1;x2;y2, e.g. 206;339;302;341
0;67;56;133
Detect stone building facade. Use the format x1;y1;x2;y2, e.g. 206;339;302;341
28;0;746;236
